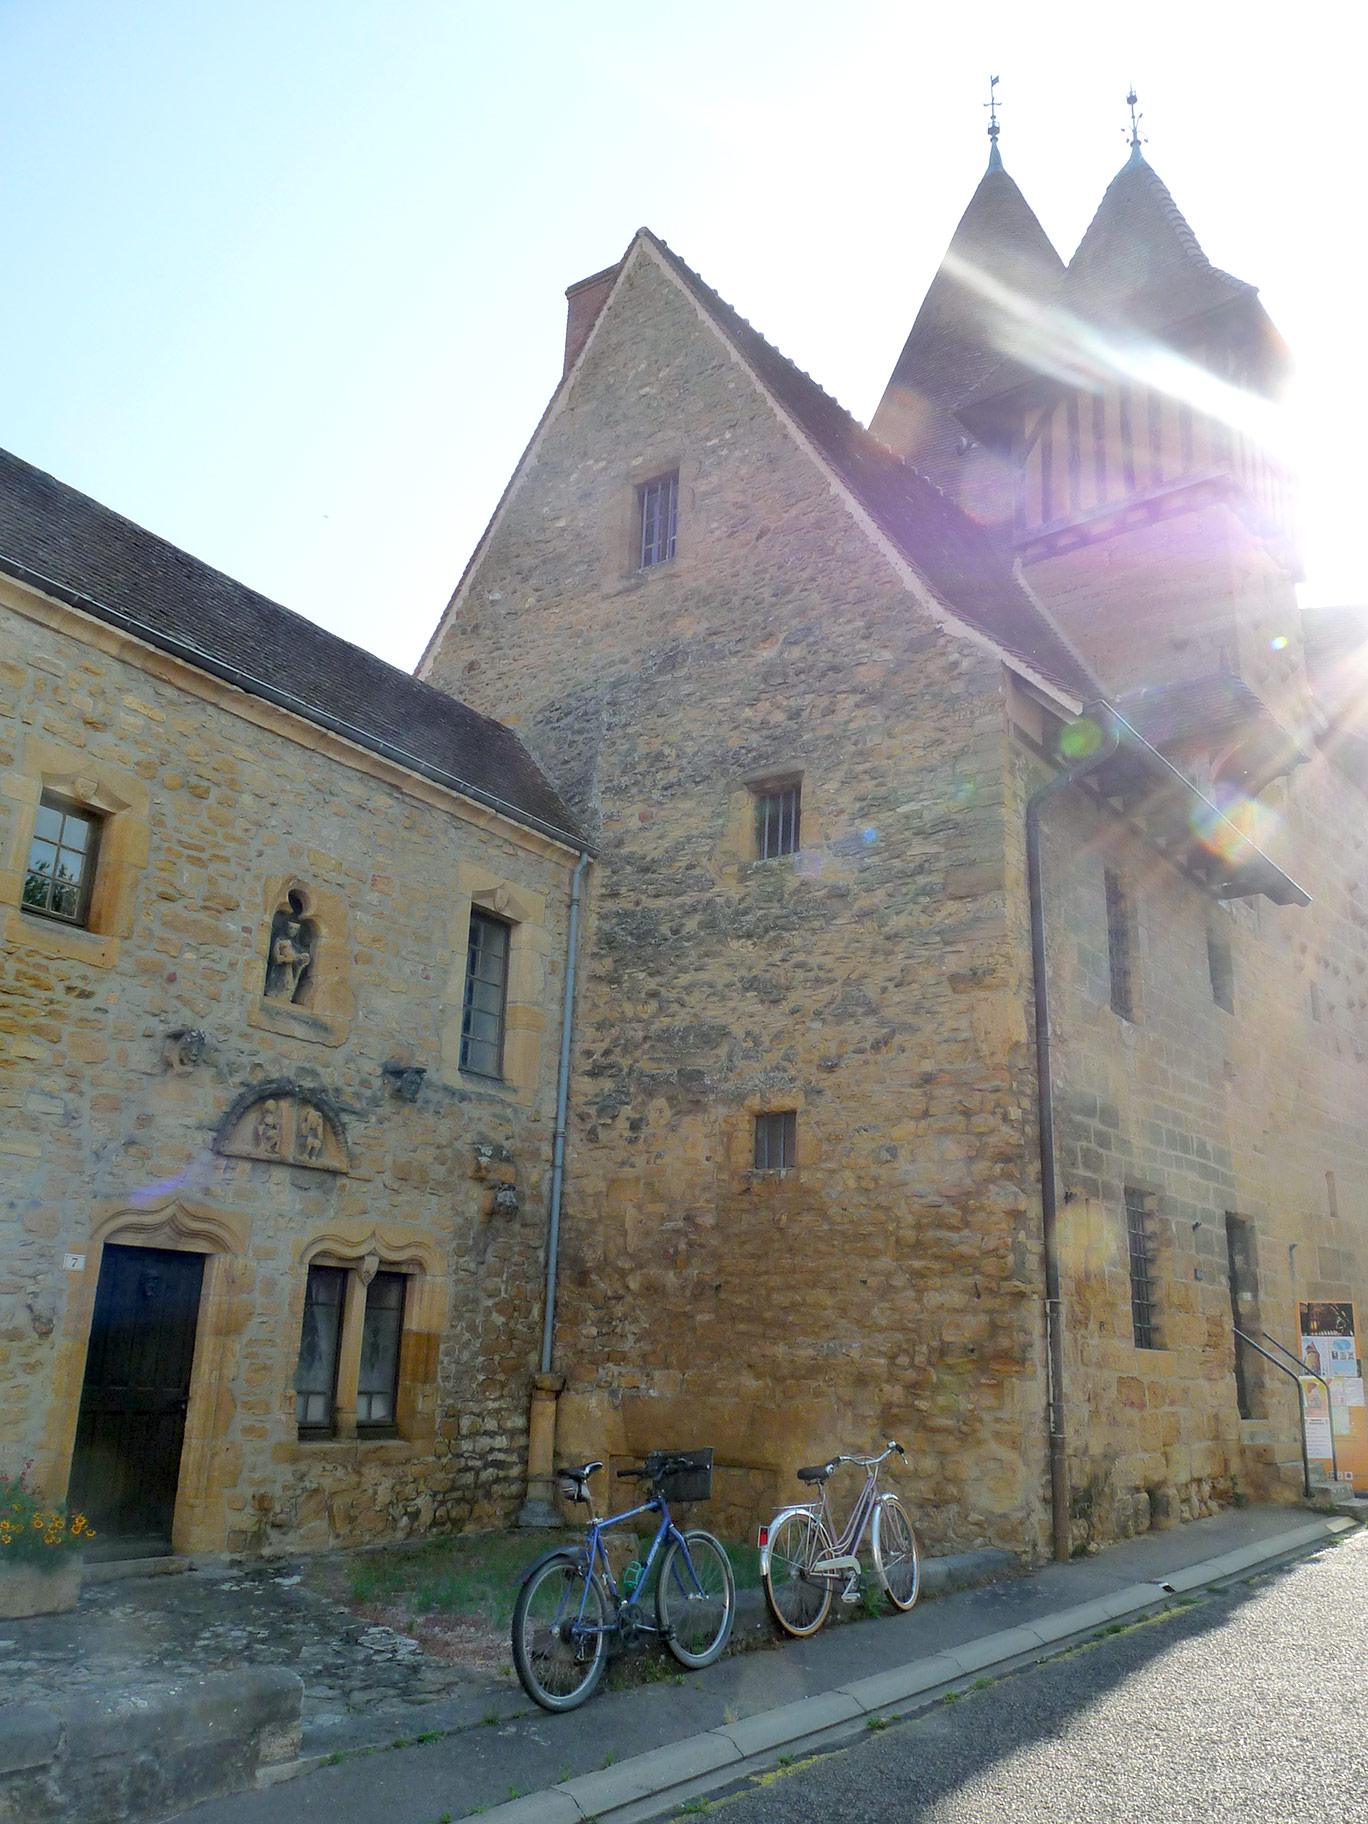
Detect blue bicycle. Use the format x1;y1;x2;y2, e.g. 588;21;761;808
511;1448;735;1711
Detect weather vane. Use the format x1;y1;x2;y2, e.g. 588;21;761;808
986;74;1001;148
1125;86;1145;152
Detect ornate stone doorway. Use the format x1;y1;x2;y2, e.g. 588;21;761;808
68;1243;206;1559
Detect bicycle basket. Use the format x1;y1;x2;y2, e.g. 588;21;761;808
646;1447;713;1504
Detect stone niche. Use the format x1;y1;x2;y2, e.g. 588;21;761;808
214;1083;349;1174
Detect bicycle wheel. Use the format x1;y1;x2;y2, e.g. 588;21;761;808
655;1529;735;1668
512;1551;609;1710
763;1510;835;1638
871;1494;920;1611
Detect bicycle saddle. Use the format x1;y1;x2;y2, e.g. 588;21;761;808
556;1460;604;1499
796;1460;837;1484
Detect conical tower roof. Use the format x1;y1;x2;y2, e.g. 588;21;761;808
959;148;1282;418
870;155;1065;482
1062;145;1254;331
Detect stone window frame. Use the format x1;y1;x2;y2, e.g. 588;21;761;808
732;1091;812;1186
750;773;803;861
637;471;679;569
441;861;552;1106
291;1225;446;1450
246;875;355;1048
0;732;151;969
720;766;823;874
603;453;700;586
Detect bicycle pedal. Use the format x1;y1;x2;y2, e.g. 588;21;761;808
840;1576;862;1604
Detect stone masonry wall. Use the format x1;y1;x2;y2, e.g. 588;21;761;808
423;243;1053;1556
0;589;575;1554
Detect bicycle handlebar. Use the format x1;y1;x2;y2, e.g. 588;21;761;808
833;1441;906;1468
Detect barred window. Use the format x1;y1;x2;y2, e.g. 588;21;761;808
1125;1189;1158;1349
638;472;678;569
23;795;102;926
460;910;511;1079
754;783;801;859
1105;869;1134;1020
754;1110;797;1171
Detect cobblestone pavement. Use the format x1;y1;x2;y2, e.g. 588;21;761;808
0;1561;517;1752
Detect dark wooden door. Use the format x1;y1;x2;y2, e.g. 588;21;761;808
69;1244;205;1556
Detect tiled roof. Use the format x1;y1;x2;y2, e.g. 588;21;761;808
0;447;584;848
645;233;1097;704
1114;672;1306;783
870;160;1065;484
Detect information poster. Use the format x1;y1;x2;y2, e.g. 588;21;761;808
1298;1301;1368;1489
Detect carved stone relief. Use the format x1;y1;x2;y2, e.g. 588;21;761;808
264;888;318;1004
215;1083;349;1173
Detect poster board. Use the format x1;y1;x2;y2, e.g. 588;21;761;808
1298;1301;1368;1490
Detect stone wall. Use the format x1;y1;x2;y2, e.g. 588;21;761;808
423;241;1053;1556
0;582;577;1554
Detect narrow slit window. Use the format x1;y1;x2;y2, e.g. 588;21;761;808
22;795;102;926
1105;869;1134;1020
754;783;801;859
1125;1190;1159;1350
638;472;678;569
754;1110;797;1171
356;1273;406;1430
460;910;511;1079
295;1264;347;1434
1207;928;1235;1014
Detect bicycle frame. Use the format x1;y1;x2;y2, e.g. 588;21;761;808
555;1493;706;1645
759;1447;898;1589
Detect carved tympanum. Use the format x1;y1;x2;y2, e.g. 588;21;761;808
215;1083;349;1173
264;889;318;1005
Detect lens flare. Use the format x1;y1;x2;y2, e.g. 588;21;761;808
1059;716;1105;760
1270;635;1288;651
1190;785;1278;868
861;826;878;845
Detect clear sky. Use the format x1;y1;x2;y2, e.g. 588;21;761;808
0;1;1361;672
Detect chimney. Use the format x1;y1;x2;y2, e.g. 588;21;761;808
563;262;621;375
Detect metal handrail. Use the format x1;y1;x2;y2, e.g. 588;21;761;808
1234;1327;1337;1497
1258;1331;1339;1486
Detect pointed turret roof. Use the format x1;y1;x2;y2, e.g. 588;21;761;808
870;155;1065;479
959;150;1282;417
1062;147;1254;332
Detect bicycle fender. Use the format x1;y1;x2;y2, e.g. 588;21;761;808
516;1545;582;1587
758;1504;821;1578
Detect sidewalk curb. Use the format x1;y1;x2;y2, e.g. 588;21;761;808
471;1515;1356;1824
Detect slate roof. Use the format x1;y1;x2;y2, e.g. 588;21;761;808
961;150;1277;415
0;447;584;848
869;158;1065;482
644;233;1099;705
1114;672;1306;783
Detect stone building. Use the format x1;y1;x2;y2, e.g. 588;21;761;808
420;135;1368;1556
0;450;587;1558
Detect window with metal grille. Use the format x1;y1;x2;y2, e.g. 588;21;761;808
460;910;511;1078
754;783;801;859
638;473;678;569
23;794;102;926
754;1110;797;1171
356;1272;405;1430
295;1265;346;1433
1207;927;1234;1013
1104;869;1134;1019
1125;1190;1158;1349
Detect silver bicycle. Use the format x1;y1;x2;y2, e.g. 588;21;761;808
758;1441;919;1638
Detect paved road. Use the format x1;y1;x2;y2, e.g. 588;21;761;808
705;1529;1368;1823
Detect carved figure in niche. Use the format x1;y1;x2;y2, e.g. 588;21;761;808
265;889;317;1005
253;1098;283;1155
297;1104;325;1162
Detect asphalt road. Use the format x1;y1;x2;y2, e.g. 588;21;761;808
702;1529;1368;1823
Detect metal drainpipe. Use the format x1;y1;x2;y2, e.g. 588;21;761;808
1026;707;1119;1563
541;851;591;1375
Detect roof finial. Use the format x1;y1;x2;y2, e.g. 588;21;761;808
1125;86;1146;162
985;74;1003;172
